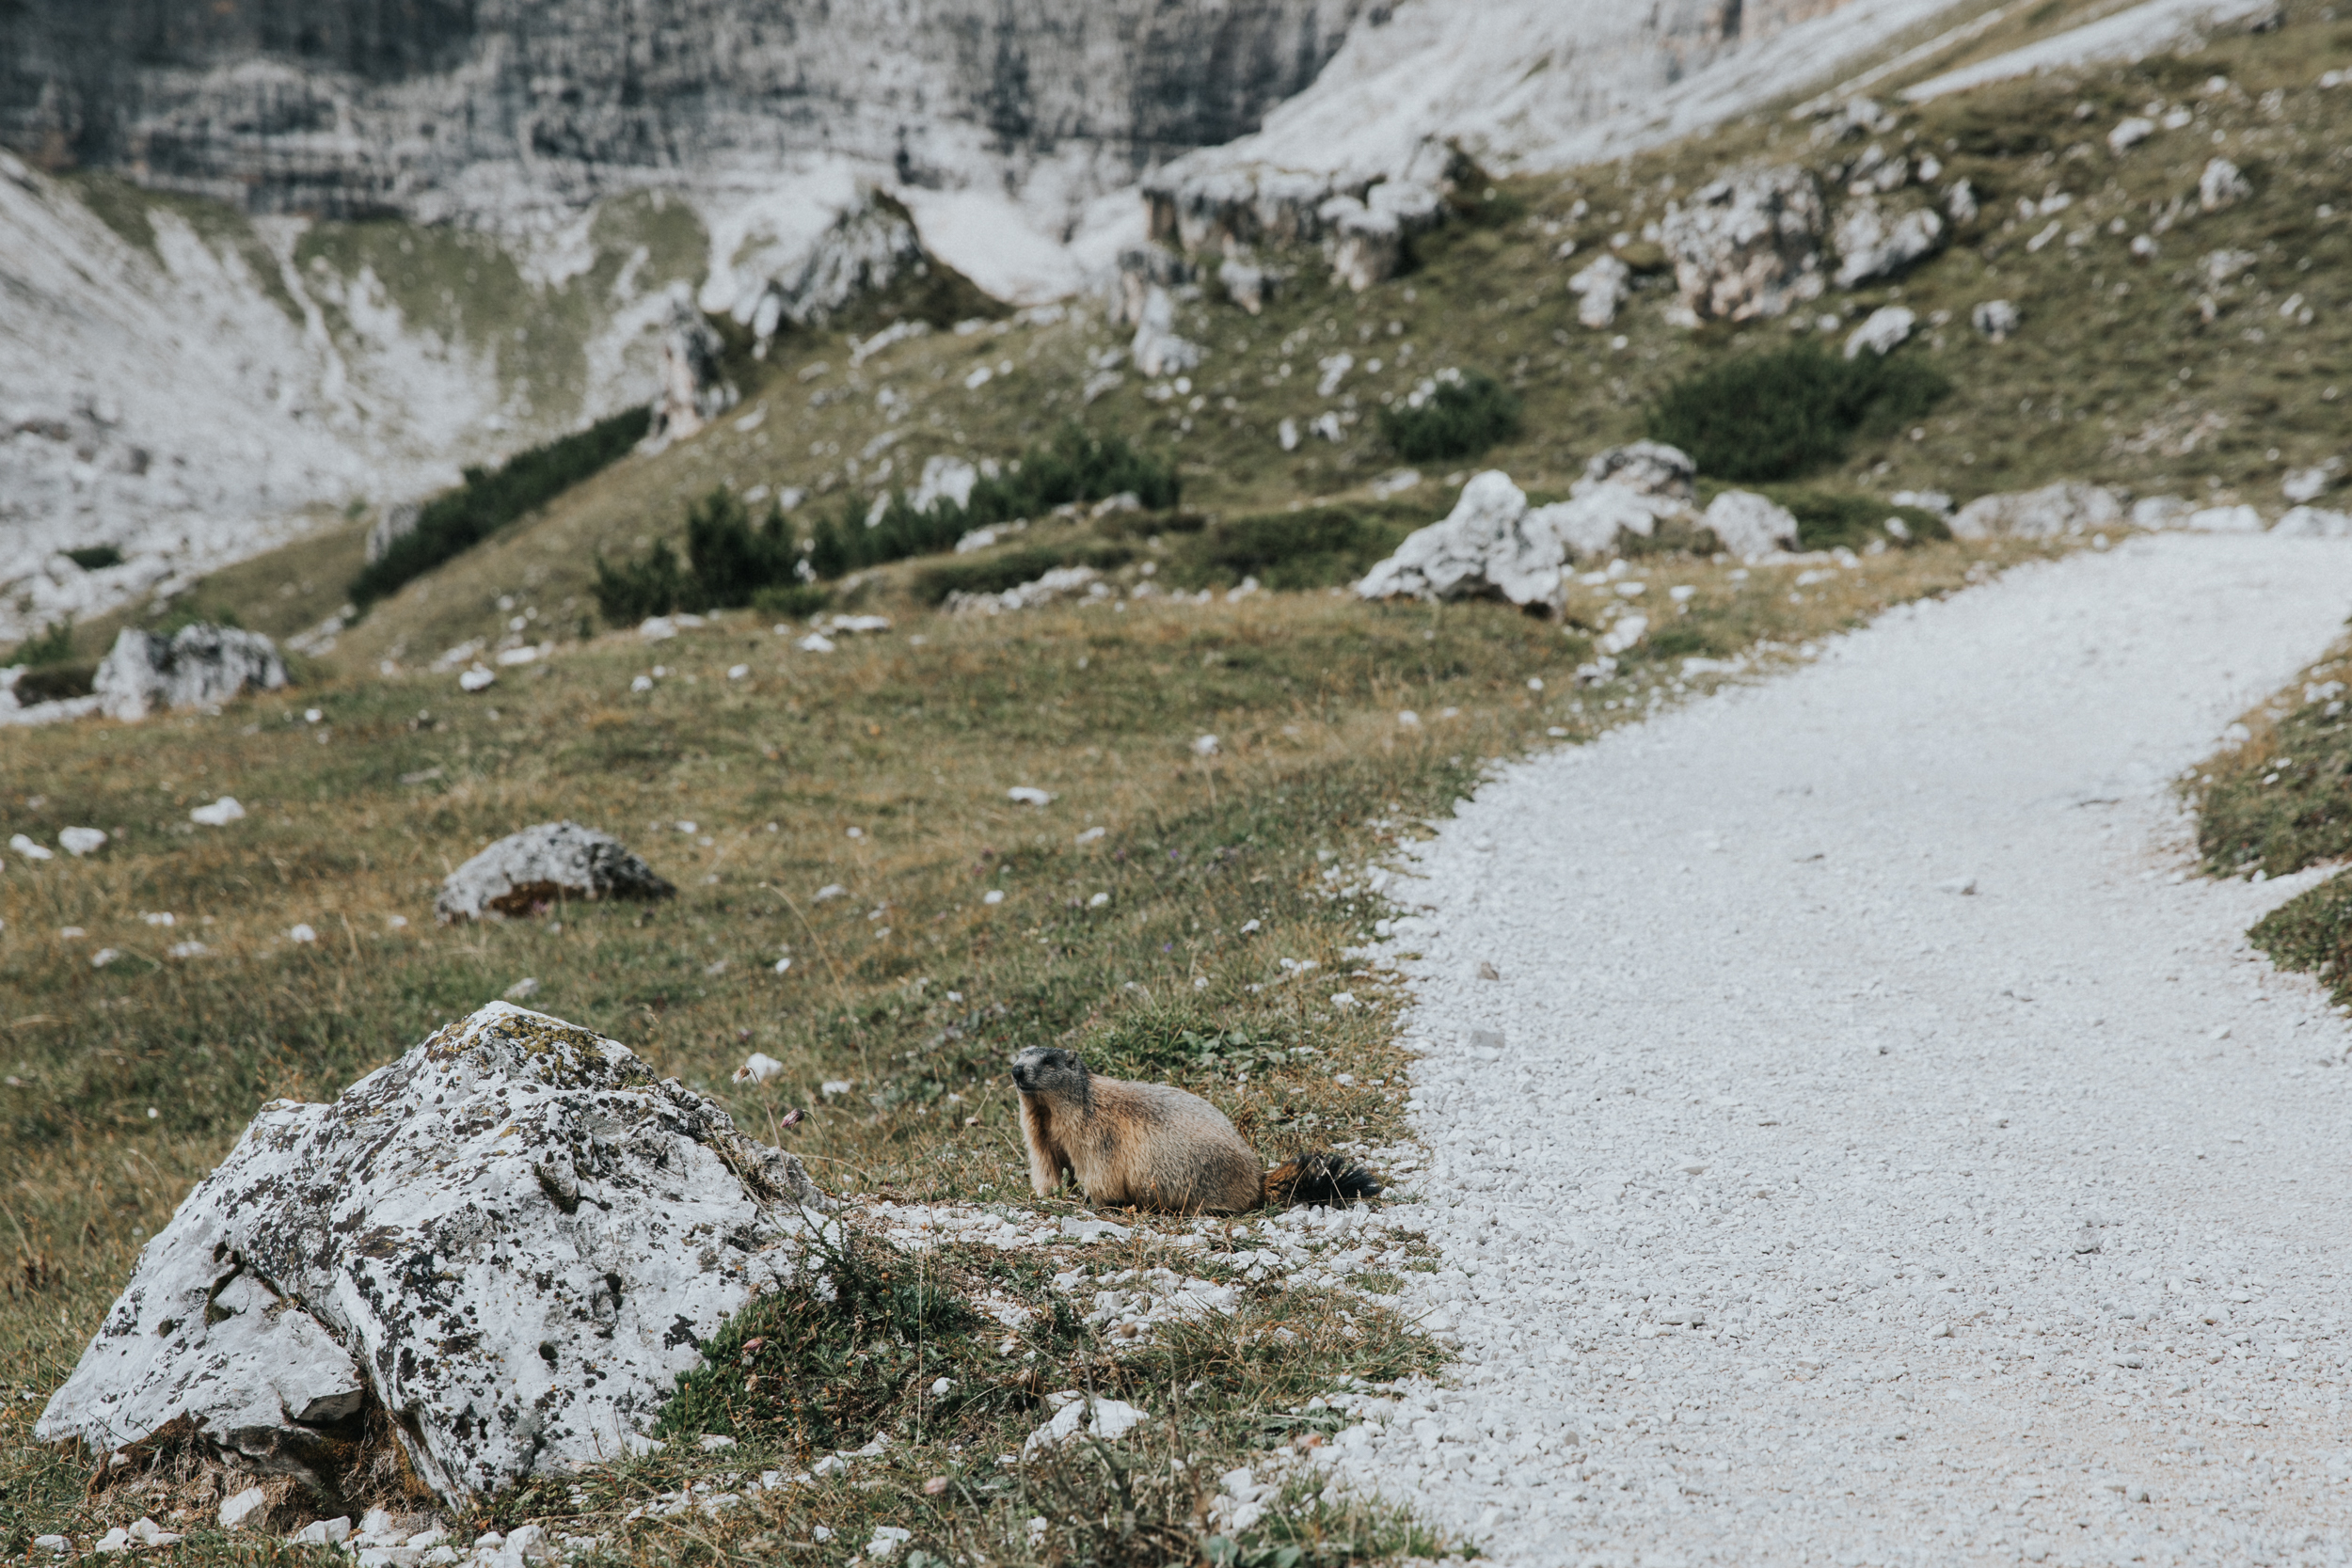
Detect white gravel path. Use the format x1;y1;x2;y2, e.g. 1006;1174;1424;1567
1343;534;2352;1566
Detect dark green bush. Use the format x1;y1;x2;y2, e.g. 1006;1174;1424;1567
804;424;1180;581
1647;344;1949;483
1377;372;1523;462
593;488;805;624
63;546;122;570
351;404;650;606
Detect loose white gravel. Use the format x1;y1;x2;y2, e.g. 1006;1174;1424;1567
1343;534;2352;1565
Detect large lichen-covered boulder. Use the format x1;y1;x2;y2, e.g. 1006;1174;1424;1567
92;625;288;721
37;1003;825;1501
436;821;675;924
1661;166;1825;324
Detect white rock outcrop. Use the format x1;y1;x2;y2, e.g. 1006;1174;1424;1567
1972;299;2020;341
1701;491;1803;559
37;1003;824;1501
1833;197;1946;287
2199;157;2252;212
1130;286;1204;378
93;625;289;721
1660;166;1825;324
435;821;676;923
1844;305;1915;357
1356;471;1567;609
1567;254;1631;328
2185;503;2265;533
645;293;738;446
1948;483;2122;540
1574;441;1696;502
1319;181;1445;293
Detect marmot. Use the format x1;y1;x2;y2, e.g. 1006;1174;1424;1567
1009;1046;1382;1214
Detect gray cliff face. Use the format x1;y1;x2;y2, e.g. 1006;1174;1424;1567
1;0;1364;222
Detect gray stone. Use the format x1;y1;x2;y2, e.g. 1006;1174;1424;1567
645;293;738;446
36;1003;825;1501
1844;306;1915;357
435;821;675;924
1833;197;1946;288
92;625;288;721
1357;471;1565;609
1532;485;1667;560
1574;442;1696;502
2276;505;2352;537
1701;491;1802;560
1972;299;2020;341
1567;254;1631;328
1129;286;1204;377
1949;483;2122;541
1661;166;1825;324
2199;157;2252;213
739;197;925;343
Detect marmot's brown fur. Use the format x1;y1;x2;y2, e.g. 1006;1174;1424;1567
1009;1046;1381;1214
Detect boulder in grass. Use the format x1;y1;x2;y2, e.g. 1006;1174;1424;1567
1700;491;1803;560
1356;471;1568;609
93;625;287;721
1948;483;2122;541
435;821;674;924
36;1003;826;1502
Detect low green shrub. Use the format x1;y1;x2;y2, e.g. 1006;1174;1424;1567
1167;503;1426;591
351;404;650;607
62;546;122;571
2249;873;2352;1005
751;582;834;619
805;424;1181;581
12;663;95;703
1647;344;1949;482
593;488;803;624
1377;372;1522;462
1742;488;1953;550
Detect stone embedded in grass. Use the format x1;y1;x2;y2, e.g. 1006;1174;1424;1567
434;821;676;924
9;832;54;861
457;665;496;691
1192;735;1220;756
2200;157;2253;212
1021;1394;1150;1456
1831;196;1945;288
35;1002;825;1502
57;826;105;855
92;625;288;721
1006;785;1053;806
1948;483;2121;541
1702;491;1802;561
1843;306;1915;358
983;889;1006;905
1972;298;2020;341
1659;166;1823;325
2188;504;2265;533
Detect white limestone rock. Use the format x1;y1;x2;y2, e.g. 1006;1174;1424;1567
1844;306;1915;357
2276;505;2352;537
1972;299;2020;341
2199;157;2252;212
1948;483;2122;540
36;1003;825;1501
1573;441;1696;502
1701;491;1802;559
2186;503;2265;532
644;290;738;446
435;821;676;924
1130;286;1204;377
1660;166;1825;324
1567;254;1631;328
92;625;288;721
1530;485;1666;560
2131;495;2194;529
1356;471;1565;609
1832;197;1946;287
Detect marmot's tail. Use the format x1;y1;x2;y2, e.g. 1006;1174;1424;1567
1264;1150;1383;1209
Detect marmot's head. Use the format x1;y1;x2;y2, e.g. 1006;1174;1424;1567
1010;1046;1089;1100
